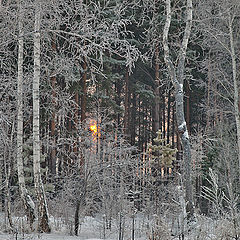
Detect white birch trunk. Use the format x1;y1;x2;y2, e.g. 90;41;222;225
229;15;240;182
17;1;36;228
163;0;194;218
33;1;51;232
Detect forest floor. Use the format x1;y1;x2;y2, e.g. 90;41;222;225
0;214;147;240
0;212;227;239
0;234;117;240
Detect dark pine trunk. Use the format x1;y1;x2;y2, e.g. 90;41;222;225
50;36;57;176
124;68;130;138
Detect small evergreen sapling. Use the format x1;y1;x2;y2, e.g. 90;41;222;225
148;130;177;168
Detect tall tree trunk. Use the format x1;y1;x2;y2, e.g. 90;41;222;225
4;148;13;230
213;82;218;126
4;122;15;230
115;77;122;127
17;3;36;228
186;81;190;134
33;1;51;232
167;89;171;144
50;36;57;176
172;103;175;147
124;68;130;138
80;59;87;123
75;58;87;236
206;57;212;131
153;46;160;135
138;98;141;150
80;58;87;171
229;15;240;182
163;0;194;218
131;91;136;146
144;106;148;153
73;89;79;154
162;95;166;143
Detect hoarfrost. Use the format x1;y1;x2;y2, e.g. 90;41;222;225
183;130;189;139
178;121;186;131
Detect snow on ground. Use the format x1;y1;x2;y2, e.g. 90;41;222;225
0;233;77;240
0;214;147;240
0;212;224;239
0;231;119;240
0;232;142;240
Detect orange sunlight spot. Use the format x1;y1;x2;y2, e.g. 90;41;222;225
89;120;100;139
90;124;97;134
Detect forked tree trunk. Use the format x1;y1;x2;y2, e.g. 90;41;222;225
17;3;36;228
33;1;51;232
163;0;194;218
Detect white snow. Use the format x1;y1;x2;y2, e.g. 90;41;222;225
0;212;232;240
0;214;147;240
178;121;186;130
183;130;189;139
0;233;107;240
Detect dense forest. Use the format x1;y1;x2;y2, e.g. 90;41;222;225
0;0;240;239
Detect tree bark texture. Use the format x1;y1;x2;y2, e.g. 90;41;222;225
73;89;79;155
80;59;87;122
163;0;194;218
153;46;160;134
17;2;36;228
115;76;122;126
33;1;51;232
50;36;57;176
162;95;166;142
124;68;130;137
186;81;190;134
131;91;136;145
167;89;171;144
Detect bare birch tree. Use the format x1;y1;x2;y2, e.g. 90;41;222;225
162;0;194;217
17;0;36;229
33;0;51;232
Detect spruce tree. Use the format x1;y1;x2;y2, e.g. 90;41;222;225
148;130;177;169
